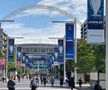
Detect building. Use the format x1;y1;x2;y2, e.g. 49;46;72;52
81;20;87;40
0;29;8;75
0;29;8;54
16;44;57;75
81;18;105;42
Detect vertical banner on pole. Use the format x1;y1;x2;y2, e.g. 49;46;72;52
17;47;22;64
8;38;15;63
0;57;5;70
54;47;58;65
22;52;26;63
87;0;104;43
65;23;75;60
58;39;64;63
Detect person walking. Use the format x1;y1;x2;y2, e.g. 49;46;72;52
43;76;47;86
60;76;64;87
30;76;38;90
78;78;82;87
17;74;20;83
50;76;55;87
68;77;75;90
94;81;102;90
7;76;16;90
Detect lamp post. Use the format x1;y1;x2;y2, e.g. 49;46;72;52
106;0;108;89
0;20;14;29
6;36;24;81
0;20;14;82
51;20;77;84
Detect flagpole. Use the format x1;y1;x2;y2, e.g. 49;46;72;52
5;37;9;82
63;35;66;81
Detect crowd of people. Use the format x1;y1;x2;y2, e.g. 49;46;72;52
2;74;102;90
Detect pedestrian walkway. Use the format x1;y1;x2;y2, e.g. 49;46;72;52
0;79;94;90
0;78;77;90
76;84;93;90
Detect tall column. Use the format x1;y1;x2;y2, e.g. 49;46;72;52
74;18;77;85
63;36;66;81
106;0;108;89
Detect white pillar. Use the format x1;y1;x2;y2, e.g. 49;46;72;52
106;0;108;89
64;36;66;81
5;38;8;82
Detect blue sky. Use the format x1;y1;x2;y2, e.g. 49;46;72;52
0;0;87;44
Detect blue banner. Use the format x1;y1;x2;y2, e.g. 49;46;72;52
8;38;14;57
58;39;64;63
22;52;26;63
17;47;22;63
65;23;74;60
54;47;58;61
87;0;104;29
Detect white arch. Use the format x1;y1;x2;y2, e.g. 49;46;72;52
3;4;82;25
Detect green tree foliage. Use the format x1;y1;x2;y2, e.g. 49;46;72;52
66;60;75;72
93;45;105;72
8;63;16;72
0;51;5;57
77;39;95;73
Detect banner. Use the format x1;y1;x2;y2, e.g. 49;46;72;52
22;52;26;63
0;65;4;70
54;47;58;61
87;0;104;43
58;39;64;63
17;47;22;64
54;47;58;65
0;57;5;64
25;56;34;68
0;57;5;70
8;38;14;57
8;38;15;63
65;23;75;60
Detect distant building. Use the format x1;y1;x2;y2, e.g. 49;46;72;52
81;18;105;42
0;29;8;75
81;20;87;40
0;29;8;56
16;44;57;75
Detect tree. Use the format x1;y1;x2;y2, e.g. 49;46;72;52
8;63;16;72
77;39;95;73
93;45;105;72
0;51;5;57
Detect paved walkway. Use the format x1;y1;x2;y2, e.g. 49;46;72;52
0;79;94;90
75;84;93;90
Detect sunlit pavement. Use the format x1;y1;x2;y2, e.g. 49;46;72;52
0;79;94;90
0;79;77;90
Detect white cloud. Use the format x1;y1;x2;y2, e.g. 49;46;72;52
3;0;87;44
3;23;65;43
37;0;87;18
3;20;81;44
14;0;86;21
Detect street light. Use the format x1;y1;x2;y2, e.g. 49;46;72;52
51;20;77;85
0;20;14;29
106;0;108;89
5;36;24;81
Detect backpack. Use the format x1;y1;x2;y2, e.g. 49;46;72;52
31;80;37;87
7;80;15;88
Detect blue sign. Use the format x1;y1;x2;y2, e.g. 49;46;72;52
22;52;26;63
17;47;22;62
8;38;14;57
54;47;58;61
65;23;74;59
58;39;64;63
87;0;104;29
